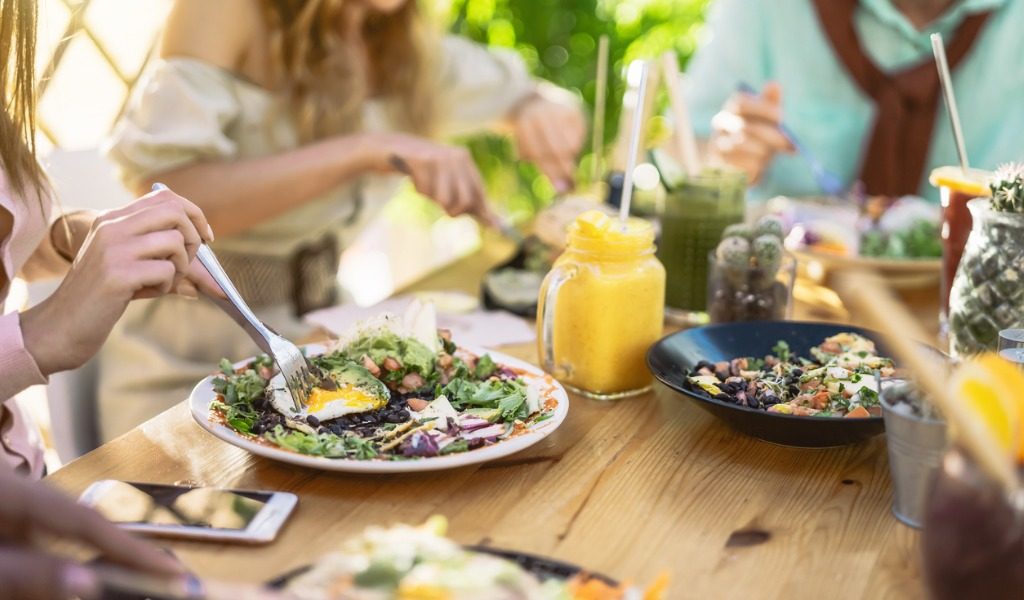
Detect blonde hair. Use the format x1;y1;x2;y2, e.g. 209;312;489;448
261;0;437;141
0;0;46;197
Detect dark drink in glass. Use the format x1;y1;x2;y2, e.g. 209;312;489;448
929;167;991;321
921;449;1024;599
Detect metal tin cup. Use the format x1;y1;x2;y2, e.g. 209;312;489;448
881;384;948;528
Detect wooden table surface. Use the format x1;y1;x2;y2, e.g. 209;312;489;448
48;239;936;600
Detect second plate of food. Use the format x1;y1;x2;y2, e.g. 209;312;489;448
647;321;912;447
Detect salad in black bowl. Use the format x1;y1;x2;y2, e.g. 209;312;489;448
647;321;914;447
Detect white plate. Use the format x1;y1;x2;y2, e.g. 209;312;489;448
189;346;569;474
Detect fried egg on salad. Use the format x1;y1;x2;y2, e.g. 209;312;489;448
269;364;390;421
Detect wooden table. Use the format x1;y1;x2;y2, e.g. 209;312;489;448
48;241;932;599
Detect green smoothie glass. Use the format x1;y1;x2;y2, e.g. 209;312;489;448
658;168;746;322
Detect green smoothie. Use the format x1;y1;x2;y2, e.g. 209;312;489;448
657;169;746;313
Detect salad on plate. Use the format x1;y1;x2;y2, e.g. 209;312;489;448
279;516;666;600
209;301;558;461
683;332;898;418
771;195;942;260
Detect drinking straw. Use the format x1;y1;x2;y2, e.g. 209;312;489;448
660;51;700;176
591;35;610;186
931;33;970;173
619;60;650;225
836;270;1020;494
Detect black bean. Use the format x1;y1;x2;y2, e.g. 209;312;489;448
714;393;734;403
306;415;320;427
792;368;803;376
747;396;760;409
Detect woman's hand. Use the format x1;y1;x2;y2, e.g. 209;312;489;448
371;133;494;222
510;88;586;194
0;469;182;600
21;188;213;375
709;82;794;184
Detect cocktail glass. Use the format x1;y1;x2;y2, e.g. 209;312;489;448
928;167;991;337
921;449;1024;599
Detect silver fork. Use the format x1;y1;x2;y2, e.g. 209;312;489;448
152;184;314;411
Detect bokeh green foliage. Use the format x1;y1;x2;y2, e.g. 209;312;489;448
449;0;709;218
394;0;710;223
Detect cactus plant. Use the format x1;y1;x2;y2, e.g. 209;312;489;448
708;224;792;323
754;215;785;240
989;163;1024;213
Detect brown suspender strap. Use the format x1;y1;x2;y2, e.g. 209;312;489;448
811;0;991;195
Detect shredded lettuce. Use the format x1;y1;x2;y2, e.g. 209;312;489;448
211;364;266;433
474;354;497;379
441;378;528;422
266;425;377;460
340;331;436;382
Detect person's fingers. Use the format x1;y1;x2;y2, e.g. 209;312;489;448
125;260;178;298
125;230;190;278
463;160;490;221
761;81;783;105
431;162;457;216
0;549;91;600
532;120;576;193
184;260;226;300
712;137;768;183
105;203;203;264
449;158;475;217
729;92;783;124
141;188;215;244
515;119;544;165
743;119;794;153
6;480;182;576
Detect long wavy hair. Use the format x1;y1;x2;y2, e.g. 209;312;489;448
261;0;437;141
0;0;46;197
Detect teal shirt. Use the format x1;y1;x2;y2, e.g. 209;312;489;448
686;0;1024;202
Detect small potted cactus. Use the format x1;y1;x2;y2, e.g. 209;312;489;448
707;216;796;322
948;163;1024;356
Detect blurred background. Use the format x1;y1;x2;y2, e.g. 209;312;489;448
27;0;709;466
34;0;709;299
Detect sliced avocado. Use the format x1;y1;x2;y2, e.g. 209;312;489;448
463;407;502;423
329;363;391;402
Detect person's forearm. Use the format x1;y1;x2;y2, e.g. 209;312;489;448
136;133;389;238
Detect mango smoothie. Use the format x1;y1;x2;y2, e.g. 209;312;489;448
537;210;665;399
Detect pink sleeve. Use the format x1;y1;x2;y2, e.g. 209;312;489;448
0;312;47;399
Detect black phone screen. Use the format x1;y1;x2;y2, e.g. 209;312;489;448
88;481;274;531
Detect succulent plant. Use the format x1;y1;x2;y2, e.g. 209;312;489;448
752;234;783;275
989;163;1024;213
754;215;785;240
709;228;791;323
722;223;754;240
715;236;751;268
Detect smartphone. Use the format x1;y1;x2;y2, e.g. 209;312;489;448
79;480;297;544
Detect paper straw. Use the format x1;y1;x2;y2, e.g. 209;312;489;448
931;33;970;173
591;35;610;186
619;60;650;225
660;51;700;176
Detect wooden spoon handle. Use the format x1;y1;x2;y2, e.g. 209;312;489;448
835;270;1019;493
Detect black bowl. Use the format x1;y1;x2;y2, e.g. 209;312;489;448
647;321;896;447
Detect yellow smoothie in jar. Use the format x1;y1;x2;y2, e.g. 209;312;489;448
537;210;665;399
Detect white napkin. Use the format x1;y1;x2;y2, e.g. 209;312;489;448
304;295;536;348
